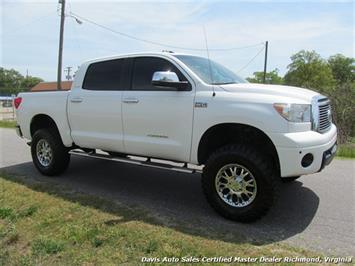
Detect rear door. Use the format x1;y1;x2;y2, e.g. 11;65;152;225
68;58;126;152
122;56;195;162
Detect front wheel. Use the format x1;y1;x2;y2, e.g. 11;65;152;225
31;129;70;176
202;144;279;223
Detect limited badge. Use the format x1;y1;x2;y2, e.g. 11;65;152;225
195;102;208;108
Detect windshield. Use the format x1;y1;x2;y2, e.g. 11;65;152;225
174;55;247;85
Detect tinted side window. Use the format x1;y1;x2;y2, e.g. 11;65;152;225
132;57;189;91
83;59;123;90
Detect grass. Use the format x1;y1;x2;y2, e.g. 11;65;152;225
31;238;64;255
336;139;355;158
0;172;321;266
337;145;355;158
0;120;16;128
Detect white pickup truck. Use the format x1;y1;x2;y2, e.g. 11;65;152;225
15;52;337;222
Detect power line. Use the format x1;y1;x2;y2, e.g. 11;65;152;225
236;46;265;73
69;11;264;52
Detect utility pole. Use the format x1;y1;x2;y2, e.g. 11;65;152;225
263;41;268;84
64;66;72;80
57;0;66;90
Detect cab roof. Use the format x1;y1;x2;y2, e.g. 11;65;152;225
83;51;195;65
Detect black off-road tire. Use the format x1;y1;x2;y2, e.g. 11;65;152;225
281;176;301;183
202;144;279;223
31;129;70;176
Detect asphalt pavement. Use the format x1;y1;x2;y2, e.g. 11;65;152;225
1;128;354;256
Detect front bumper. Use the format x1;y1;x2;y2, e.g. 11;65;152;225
270;124;337;177
319;143;337;171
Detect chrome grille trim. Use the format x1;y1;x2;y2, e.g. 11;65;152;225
318;100;331;133
311;95;332;133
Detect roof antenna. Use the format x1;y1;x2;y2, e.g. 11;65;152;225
203;26;216;97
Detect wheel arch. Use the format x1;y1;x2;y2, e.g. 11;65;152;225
197;123;280;175
30;114;64;144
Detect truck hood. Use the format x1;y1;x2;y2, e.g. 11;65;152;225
220;83;319;103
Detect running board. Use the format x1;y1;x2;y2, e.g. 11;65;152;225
69;150;201;174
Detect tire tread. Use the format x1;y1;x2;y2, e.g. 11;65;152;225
202;144;280;222
31;129;70;176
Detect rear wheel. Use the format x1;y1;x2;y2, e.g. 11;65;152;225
202;144;279;222
31;129;70;176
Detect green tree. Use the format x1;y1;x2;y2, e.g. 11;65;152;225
246;68;283;84
0;67;24;89
329;81;355;142
327;54;355;141
0;67;43;95
328;54;355;84
284;50;335;94
21;76;43;90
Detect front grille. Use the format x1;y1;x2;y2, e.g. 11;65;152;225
318;98;331;133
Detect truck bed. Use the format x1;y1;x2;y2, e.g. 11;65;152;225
16;91;74;146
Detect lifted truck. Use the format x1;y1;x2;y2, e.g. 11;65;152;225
15;52;337;222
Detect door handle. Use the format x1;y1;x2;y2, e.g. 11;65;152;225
70;97;83;103
123;98;139;104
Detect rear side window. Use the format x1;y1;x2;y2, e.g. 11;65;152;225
83;59;124;90
132;57;190;91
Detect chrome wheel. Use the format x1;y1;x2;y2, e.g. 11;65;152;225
215;163;257;207
36;139;53;167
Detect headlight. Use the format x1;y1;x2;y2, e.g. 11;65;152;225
273;103;311;122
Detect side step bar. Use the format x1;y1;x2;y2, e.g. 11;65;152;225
69;150;202;174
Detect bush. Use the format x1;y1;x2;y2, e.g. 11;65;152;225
328;82;355;143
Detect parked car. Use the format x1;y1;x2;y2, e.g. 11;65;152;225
0;97;13;108
15;52;337;222
2;100;12;108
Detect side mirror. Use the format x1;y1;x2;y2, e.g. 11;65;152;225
152;71;189;90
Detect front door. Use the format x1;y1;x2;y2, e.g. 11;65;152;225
122;56;195;162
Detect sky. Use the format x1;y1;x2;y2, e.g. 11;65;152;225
0;0;354;81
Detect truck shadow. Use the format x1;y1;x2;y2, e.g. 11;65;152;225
0;156;319;246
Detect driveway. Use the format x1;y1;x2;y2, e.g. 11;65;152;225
1;128;354;256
